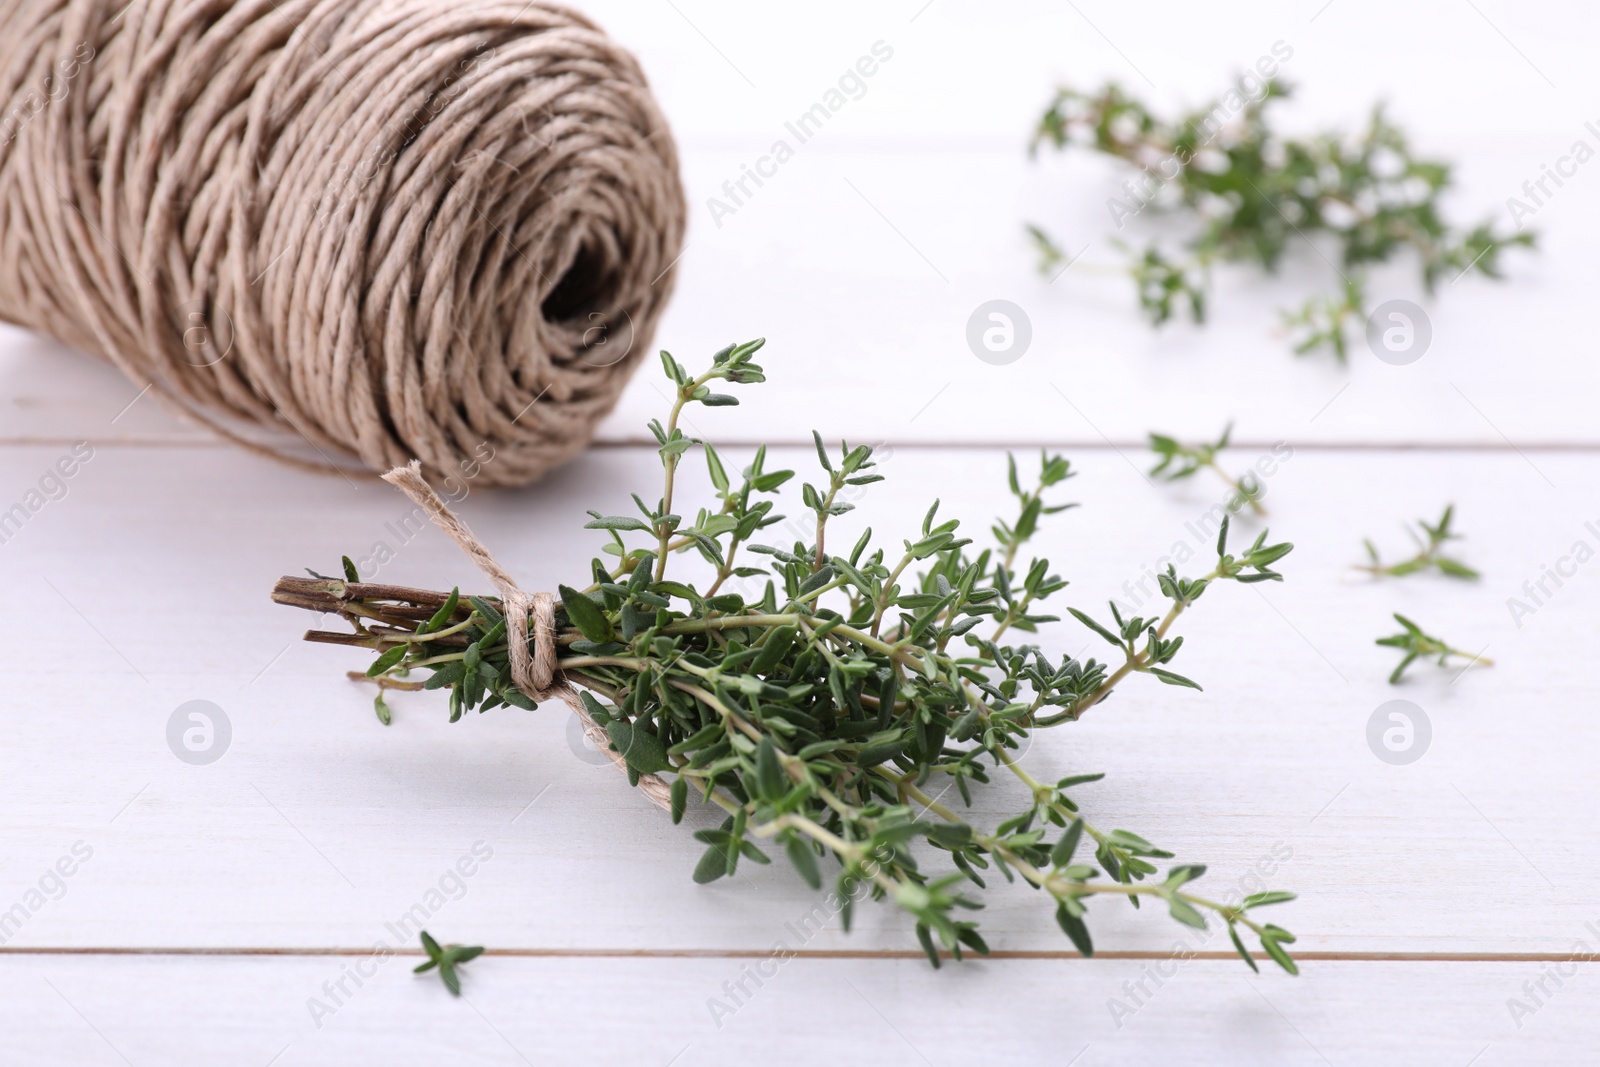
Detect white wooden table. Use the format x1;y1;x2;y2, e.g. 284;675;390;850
4;1;1597;1063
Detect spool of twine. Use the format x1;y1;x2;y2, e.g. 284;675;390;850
0;0;685;486
382;460;673;809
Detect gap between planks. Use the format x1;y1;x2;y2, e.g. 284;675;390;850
0;948;1585;963
4;437;1600;454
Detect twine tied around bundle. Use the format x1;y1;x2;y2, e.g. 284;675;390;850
0;0;685;486
383;461;672;808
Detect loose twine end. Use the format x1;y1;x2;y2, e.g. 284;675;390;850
379;461;672;810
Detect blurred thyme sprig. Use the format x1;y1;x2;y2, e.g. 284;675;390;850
1149;424;1266;516
274;340;1299;974
414;931;482;996
1028;79;1535;358
1377;613;1494;684
1358;505;1478;580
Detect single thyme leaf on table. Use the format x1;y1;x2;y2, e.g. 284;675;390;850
1027;77;1535;358
1149;424;1266;516
413;930;484;996
272;339;1300;973
1358;504;1479;580
1377;613;1494;683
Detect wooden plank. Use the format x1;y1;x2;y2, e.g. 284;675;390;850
1;136;1584;450
581;0;1596;145
4;3;1593;1056
2;953;1593;1064
1;442;1594;954
2;2;1591;451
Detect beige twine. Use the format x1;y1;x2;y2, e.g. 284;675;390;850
0;0;685;486
384;460;672;808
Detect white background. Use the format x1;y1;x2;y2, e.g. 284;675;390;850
4;0;1599;1064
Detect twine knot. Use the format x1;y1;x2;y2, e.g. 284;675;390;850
382;462;670;808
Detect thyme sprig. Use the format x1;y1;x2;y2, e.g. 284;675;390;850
1377;613;1494;684
1358;505;1478;580
1149;424;1266;516
1029;79;1535;358
273;341;1300;972
414;931;482;996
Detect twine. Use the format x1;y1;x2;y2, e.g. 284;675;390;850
383;461;672;808
0;0;685;486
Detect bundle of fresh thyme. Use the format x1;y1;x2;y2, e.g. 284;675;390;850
272;340;1300;972
1028;79;1534;357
